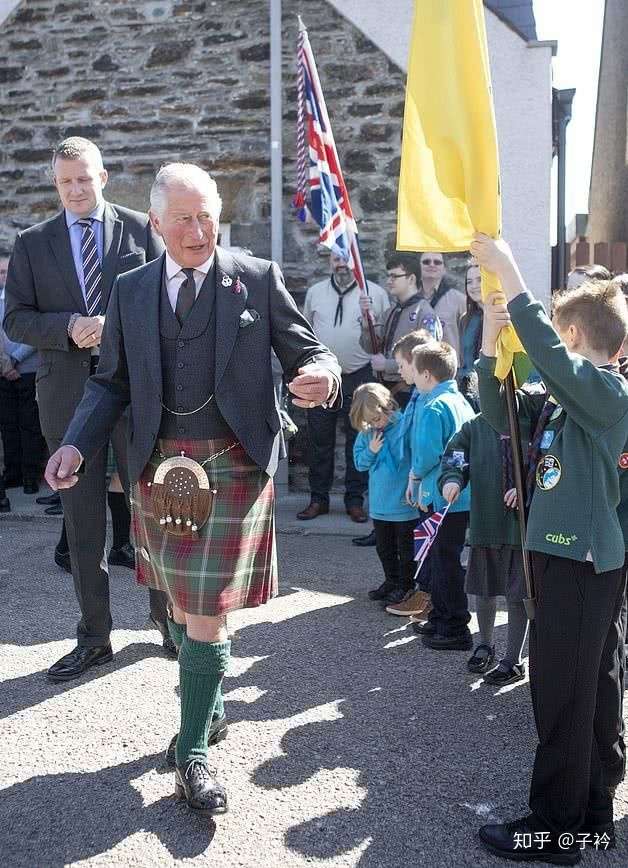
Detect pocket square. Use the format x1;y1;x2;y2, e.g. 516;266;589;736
239;308;260;328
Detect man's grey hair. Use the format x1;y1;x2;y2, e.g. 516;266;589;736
51;137;104;172
150;163;222;219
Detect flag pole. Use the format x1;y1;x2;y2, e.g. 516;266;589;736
503;371;536;620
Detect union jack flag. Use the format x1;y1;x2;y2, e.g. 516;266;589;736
413;503;451;579
293;18;367;291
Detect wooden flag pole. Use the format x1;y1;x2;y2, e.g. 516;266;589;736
503;370;536;620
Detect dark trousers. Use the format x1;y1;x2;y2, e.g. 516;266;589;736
47;418;168;648
0;373;45;481
427;510;470;637
306;364;370;507
373;518;417;592
528;552;625;833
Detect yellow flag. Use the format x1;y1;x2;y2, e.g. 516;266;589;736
397;0;523;380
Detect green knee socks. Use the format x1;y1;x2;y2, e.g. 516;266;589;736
176;635;231;766
167;619;225;719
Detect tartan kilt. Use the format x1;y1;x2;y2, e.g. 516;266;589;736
131;438;278;616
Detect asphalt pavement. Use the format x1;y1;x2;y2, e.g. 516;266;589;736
1;494;627;867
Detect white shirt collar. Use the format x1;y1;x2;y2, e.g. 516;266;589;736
65;200;106;229
165;251;215;281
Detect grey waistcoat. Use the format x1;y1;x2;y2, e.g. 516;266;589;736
158;264;234;440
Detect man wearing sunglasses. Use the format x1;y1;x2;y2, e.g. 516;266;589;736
360;253;437;408
417;253;466;358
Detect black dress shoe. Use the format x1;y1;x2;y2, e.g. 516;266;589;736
166;714;229;767
36;492;61;506
422;632;473;651
48;644;113;682
108;542;135;570
174;759;228;816
412;620;436;636
23;480;39;495
45;503;63;516
467;644;495;674
54;547;72;574
368;581;394;601
352;529;377;547
0;495;10;513
479;816;581;865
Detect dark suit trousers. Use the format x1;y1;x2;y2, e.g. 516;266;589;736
0;373;45;480
47;417;168;647
528;553;625;833
306;364;370;507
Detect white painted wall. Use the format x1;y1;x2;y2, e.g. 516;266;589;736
0;0;19;26
328;0;554;306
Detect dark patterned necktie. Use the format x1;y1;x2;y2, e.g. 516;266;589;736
175;268;196;324
525;400;555;506
78;218;103;315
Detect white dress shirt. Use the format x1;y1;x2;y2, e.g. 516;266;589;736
165;252;215;312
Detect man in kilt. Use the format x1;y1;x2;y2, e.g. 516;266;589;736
45;163;341;817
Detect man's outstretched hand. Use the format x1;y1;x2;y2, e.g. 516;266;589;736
288;366;335;409
45;446;82;491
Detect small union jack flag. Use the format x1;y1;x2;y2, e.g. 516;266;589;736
293;18;367;291
413;503;451;579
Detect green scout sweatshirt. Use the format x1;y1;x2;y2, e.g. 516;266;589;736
438;414;523;549
477;290;628;574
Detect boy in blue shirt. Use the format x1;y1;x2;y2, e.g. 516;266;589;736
383;330;433;617
408;341;476;649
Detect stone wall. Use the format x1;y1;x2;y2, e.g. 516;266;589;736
0;0;410;293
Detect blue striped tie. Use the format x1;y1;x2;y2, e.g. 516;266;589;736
78;218;103;315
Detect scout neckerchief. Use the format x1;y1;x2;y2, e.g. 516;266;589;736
423;278;454;311
383;292;422;354
525;399;556;506
330;274;357;327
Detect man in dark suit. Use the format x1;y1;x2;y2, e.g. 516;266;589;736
3;137;170;680
45;162;341;818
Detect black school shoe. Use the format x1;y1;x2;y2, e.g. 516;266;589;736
383;587;408;606
368;581;395;601
484;660;526;686
166;714;229;768
0;492;10;513
422;632;473;651
467;644;495;674
479;816;581;865
352;529;377;547
412;620;436;636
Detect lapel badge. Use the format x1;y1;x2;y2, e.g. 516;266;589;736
232;276;242;294
221;274;233;288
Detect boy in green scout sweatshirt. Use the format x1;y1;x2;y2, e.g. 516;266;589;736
471;233;628;865
436;415;530;685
